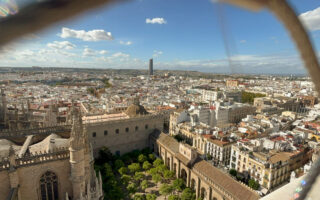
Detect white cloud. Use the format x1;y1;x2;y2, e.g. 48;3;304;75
19;50;36;57
119;40;132;45
111;52;130;58
153;50;163;58
83;48;96;57
60;27;113;41
299;7;320;31
47;41;76;50
146;18;167;24
99;50;108;55
83;48;108;57
240;40;246;44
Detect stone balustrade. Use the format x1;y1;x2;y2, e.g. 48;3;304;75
0;148;70;171
0;125;72;139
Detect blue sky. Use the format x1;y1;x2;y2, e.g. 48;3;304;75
0;0;320;74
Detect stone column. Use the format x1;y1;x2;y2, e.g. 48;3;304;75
178;161;181;178
164;150;167;166
171;155;174;171
187;169;191;187
196;177;201;199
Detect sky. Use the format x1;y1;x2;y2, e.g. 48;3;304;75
0;0;320;74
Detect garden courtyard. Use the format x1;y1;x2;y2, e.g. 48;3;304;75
94;147;199;200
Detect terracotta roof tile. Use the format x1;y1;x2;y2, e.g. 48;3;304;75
193;160;260;200
157;133;179;154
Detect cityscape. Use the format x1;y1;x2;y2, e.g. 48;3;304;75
0;0;320;200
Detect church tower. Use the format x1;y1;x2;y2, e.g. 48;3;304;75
68;102;103;200
69;103;86;199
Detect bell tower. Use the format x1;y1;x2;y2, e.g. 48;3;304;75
68;101;103;200
69;102;86;199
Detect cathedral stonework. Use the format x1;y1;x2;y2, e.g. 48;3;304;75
0;99;164;200
0;103;103;200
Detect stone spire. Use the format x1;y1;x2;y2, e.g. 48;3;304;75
69;101;84;151
69;100;86;200
68;100;103;200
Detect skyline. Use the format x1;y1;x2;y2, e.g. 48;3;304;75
0;0;319;74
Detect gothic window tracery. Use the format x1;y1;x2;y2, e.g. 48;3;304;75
39;171;58;200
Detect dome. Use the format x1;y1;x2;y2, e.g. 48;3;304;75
125;98;148;117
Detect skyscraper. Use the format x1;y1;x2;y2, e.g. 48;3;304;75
149;58;153;76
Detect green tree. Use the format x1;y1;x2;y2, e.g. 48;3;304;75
134;194;146;200
152;174;162;185
148;168;158;176
141;180;149;191
128;163;141;173
121;174;131;185
141;147;152;155
148;153;156;162
118;166;128;175
105;185;124;200
96;147;113;165
229;169;237;177
168;195;180;200
160;184;174;199
127;182;137;194
102;78;112;88
104;163;114;178
173;178;185;192
206;153;212;160
236;175;244;182
248;179;260;190
164;170;175;180
134;172;145;183
143;161;152;170
87;87;95;95
146;194;157;200
241;91;266;104
130;149;142;162
181;188;196;200
138;154;148;163
115;159;125;170
153;158;163;167
157;164;168;174
121;154;133;165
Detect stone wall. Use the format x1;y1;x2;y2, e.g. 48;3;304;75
87;114;164;156
18;159;71;200
0;170;10;200
0;159;71;200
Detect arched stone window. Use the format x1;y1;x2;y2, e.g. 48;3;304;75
39;171;58;200
181;168;187;183
167;157;170;168
200;187;207;200
191;179;196;191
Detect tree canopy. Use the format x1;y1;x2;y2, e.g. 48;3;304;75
248;179;260;190
128;163;141;173
241;91;266;104
181;188;196;200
